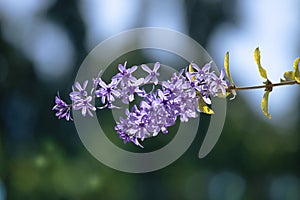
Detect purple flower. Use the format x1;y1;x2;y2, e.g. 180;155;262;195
187;62;228;104
209;69;228;96
70;80;89;101
142;62;160;85
69;80;97;117
162;72;189;97
128;104;152;141
118;78;144;104
114;79;202;147
193;62;211;82
118;130;142;147
115;112;145;147
177;93;198;122
115;117;132;143
53;93;72;121
95;78;120;109
185;71;202;92
73;96;96;117
91;70;103;93
112;61;137;86
54;60;230;148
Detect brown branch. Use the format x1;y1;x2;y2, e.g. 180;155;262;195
227;80;298;91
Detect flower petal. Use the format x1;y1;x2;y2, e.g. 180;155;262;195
75;82;83;91
83;80;88;90
153;62;160;72
128;65;138;73
141;64;151;73
144;75;152;84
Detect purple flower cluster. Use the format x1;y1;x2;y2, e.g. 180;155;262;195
114;63;228;147
53;61;228;147
70;80;96;116
187;62;228;104
115;72;199;147
53;93;72;121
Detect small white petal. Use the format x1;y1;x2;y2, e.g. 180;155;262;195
82;106;87;116
153;76;158;85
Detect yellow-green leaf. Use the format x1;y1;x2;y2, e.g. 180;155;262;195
198;95;214;114
188;63;196;81
261;91;271;119
283;71;295;81
224;51;235;85
293;57;300;83
254;47;268;79
293;57;300;71
188;63;194;73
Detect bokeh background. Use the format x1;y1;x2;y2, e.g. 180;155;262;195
0;0;299;199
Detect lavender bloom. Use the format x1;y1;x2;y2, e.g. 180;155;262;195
133;115;152;141
91;70;103;94
112;61;137;86
199;83;212;105
142;62;160;85
53;94;72;121
118;78;144;104
115;109;146;147
115;117;143;146
192;62;211;82
118;130;142;148
177;92;198;122
70;80;89;100
69;80;97;117
73;96;96;117
95;79;120;109
114;76;202;147
115;104;147;146
162;73;187;97
187;62;226;104
185;71;202;93
209;69;228;96
54;60;229;148
118;131;131;143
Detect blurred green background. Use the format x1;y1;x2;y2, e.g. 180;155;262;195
0;0;299;199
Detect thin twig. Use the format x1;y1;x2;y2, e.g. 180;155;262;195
227;80;298;91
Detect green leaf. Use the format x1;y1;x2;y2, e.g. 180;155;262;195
283;71;295;81
295;76;300;83
224;52;235;85
261;91;271;119
198;95;214;114
188;63;194;73
293;57;300;71
254;47;268;79
188;63;196;81
293;57;300;83
223;52;237;100
281;57;300;83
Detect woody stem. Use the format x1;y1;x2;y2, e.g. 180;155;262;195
227;80;298;91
